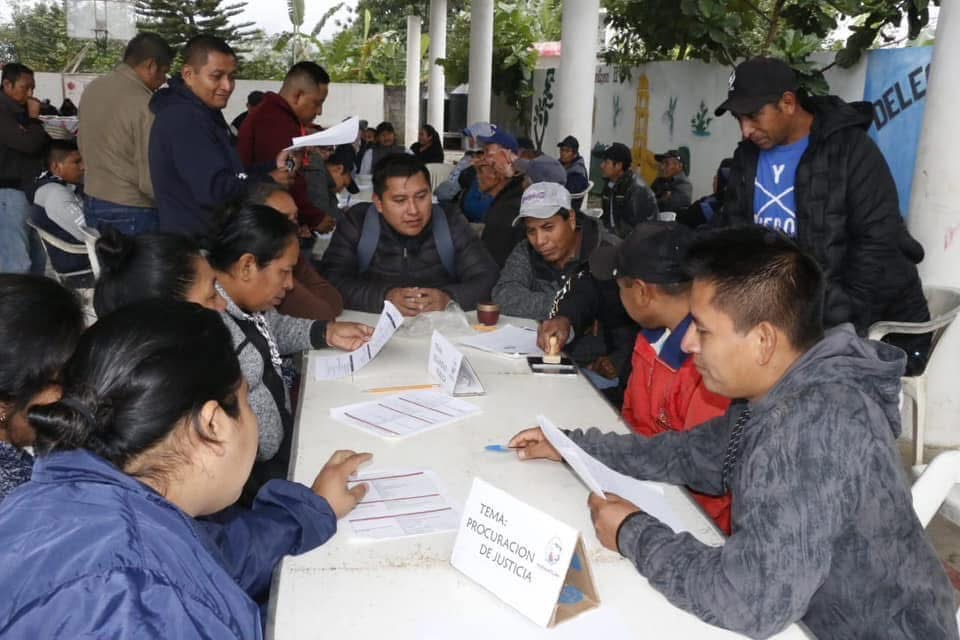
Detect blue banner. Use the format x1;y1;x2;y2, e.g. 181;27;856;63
863;47;933;219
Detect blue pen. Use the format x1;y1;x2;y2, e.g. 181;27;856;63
485;444;515;453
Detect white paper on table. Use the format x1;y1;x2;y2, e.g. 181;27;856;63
284;116;359;150
537;415;688;533
311;301;403;380
458;324;544;358
346;468;460;540
331;390;482;439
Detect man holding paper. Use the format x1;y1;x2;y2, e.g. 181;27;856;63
237;61;335;233
510;227;957;639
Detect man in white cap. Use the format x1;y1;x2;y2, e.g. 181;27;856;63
492;182;607;320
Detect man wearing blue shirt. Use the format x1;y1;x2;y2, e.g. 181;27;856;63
716;57;931;374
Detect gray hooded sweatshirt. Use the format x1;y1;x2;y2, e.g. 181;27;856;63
570;324;957;639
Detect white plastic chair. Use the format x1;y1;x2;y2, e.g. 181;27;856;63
912;449;960;528
868;286;960;468
570;180;594;204
75;224;101;279
911;451;960;632
426;162;454;192
27;220;94;283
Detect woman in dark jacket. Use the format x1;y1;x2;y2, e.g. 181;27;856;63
410;124;444;164
0;300;371;637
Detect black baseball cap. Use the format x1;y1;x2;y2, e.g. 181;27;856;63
600;142;632;168
655;149;681;162
557;135;579;151
714;57;799;117
326;144;359;193
516;136;535;152
589;222;693;283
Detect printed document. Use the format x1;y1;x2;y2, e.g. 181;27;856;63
346;469;460;540
331;390;481;439
538;415;688;533
458;324;543;358
285;116;359;150
312;301;403;380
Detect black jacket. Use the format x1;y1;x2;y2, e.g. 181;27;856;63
554;248;640;403
600;170;658;238
719;95;929;333
480;175;527;267
319;203;499;313
0;92;49;190
149;77;264;237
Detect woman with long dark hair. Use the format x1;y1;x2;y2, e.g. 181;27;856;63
208;204;372;489
0;300;370;636
411;123;444;164
93;227;226;315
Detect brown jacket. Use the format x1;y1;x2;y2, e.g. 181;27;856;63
277;253;344;321
78;64;155;207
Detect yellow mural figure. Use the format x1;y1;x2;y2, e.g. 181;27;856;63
631;74;659;186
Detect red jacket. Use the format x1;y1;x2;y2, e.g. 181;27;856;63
236;92;327;228
622;315;733;534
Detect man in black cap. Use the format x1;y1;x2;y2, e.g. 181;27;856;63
598;142;658;238
715;56;930;374
651;149;692;212
557;135;589;198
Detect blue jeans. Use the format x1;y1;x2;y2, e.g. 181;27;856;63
83;195;159;236
0;188;46;274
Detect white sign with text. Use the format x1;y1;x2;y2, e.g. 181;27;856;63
450;478;599;628
428;330;484;396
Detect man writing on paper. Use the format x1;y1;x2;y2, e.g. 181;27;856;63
320;154;499;316
510;227;957;639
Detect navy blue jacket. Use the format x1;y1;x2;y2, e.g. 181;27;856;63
149;77;258;237
0;449;337;637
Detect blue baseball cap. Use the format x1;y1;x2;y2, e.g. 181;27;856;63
477;130;519;154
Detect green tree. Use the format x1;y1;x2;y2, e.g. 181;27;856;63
317;8;431;85
354;0;470;33
239;34;292;79
0;0;124;73
602;0;939;91
134;0;258;54
274;1;344;66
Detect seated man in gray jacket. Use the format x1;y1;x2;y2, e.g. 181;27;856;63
492;182;605;320
510;226;958;640
320;154;499;316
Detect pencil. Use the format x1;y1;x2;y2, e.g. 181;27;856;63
365;384;437;394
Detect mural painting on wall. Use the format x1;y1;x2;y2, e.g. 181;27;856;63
612;94;622;129
532;69;556;152
662;96;678;139
691;100;713;137
631;74;659;186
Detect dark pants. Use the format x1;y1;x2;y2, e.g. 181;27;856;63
84;195;159;236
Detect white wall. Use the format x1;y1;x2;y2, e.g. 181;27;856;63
225;80;385;129
34;72;65;107
530;53;868;199
32;72;384;130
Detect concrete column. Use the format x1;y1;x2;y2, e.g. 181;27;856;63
404;15;422;147
467;0;494;125
555;0;600;153
427;0;447;133
906;2;960;447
